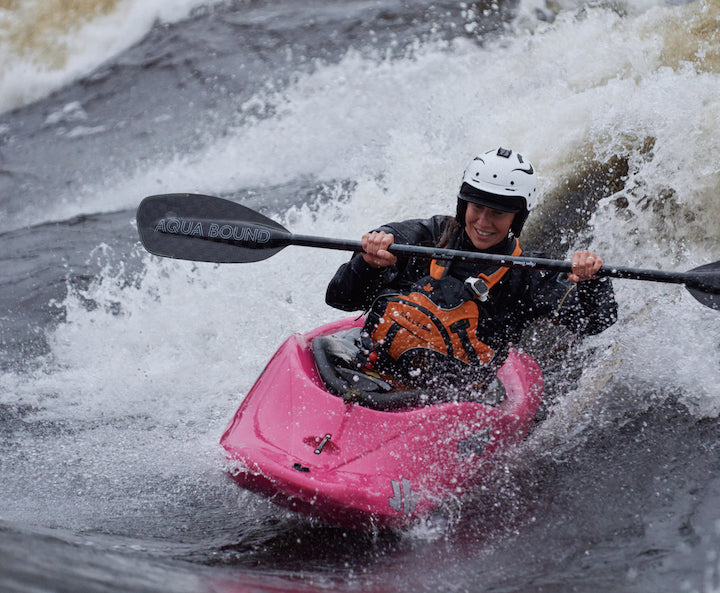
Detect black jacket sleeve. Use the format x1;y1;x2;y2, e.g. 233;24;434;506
325;216;450;312
529;270;618;335
325;254;398;311
558;276;618;335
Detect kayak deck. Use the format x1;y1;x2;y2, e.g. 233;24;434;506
220;317;543;529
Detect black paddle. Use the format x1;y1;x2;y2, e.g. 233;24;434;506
136;193;720;311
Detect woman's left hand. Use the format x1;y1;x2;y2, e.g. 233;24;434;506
568;250;603;283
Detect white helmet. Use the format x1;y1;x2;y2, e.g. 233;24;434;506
457;147;538;236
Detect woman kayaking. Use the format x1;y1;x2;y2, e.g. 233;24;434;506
326;147;618;391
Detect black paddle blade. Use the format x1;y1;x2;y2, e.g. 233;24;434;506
685;261;720;311
137;194;290;263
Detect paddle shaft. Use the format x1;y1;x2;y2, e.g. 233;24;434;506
289;232;709;290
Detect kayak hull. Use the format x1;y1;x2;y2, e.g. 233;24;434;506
220;317;543;529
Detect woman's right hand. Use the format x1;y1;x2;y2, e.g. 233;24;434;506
568;249;603;283
362;231;397;268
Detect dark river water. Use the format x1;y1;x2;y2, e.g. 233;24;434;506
1;0;720;591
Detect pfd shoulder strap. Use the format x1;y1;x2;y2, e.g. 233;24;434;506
430;238;522;290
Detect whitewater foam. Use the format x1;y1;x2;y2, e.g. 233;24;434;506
0;0;221;114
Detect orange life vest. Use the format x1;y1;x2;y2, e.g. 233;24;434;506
366;239;522;372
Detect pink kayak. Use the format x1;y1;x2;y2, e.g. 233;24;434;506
220;316;543;529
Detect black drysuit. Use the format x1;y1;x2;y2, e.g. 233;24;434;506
326;215;617;386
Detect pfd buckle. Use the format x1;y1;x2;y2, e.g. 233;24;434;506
465;277;489;301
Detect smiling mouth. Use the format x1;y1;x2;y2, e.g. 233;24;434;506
472;229;494;237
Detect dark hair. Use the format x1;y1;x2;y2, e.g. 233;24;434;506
437;216;460;249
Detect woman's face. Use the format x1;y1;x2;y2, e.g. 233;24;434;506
464;202;516;250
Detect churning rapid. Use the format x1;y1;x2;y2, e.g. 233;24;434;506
1;0;719;592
